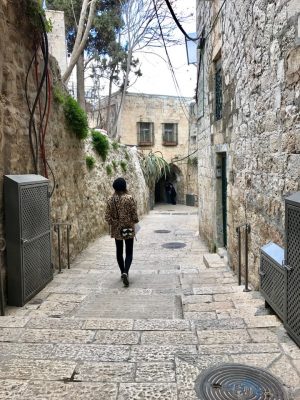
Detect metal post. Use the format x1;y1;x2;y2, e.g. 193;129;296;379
0;239;6;316
67;225;70;269
236;227;242;285
57;224;62;273
244;224;251;292
0;267;5;316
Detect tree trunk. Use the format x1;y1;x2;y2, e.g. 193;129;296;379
106;65;116;135
113;47;133;139
77;53;85;110
62;0;96;83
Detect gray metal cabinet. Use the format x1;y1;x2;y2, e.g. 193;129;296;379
260;242;285;321
4;175;52;306
285;192;300;347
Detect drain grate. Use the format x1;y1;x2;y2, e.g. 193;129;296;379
162;242;186;249
154;230;171;233
195;364;288;400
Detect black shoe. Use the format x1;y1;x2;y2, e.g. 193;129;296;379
121;273;129;287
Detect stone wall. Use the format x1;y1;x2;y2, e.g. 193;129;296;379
0;1;148;294
196;0;300;288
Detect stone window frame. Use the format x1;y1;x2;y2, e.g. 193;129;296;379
162;123;178;146
137;122;154;146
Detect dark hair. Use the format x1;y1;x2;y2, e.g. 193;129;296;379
113;177;127;192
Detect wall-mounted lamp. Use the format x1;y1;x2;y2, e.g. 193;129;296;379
185;33;198;65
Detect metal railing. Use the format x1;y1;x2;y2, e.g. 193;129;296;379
0;238;6;316
236;223;251;292
53;222;71;273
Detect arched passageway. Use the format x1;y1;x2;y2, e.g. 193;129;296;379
155;164;184;204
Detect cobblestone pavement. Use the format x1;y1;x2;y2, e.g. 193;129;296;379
1;204;299;399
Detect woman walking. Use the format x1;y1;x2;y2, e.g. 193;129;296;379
105;178;139;287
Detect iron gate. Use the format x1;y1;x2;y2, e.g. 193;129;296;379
4;175;52;306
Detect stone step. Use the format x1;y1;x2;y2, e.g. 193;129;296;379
203;253;227;268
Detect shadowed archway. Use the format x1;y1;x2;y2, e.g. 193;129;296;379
155;164;184;204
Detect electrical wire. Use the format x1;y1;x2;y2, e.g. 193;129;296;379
25;52;39;173
205;0;228;40
163;0;202;41
195;0;228;113
25;13;56;196
152;0;190;121
171;148;198;163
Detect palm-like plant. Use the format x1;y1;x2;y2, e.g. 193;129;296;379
139;151;170;187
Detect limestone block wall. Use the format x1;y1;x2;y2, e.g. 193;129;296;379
0;2;148;291
96;92;194;204
196;0;300;288
46;10;67;75
119;93;191;163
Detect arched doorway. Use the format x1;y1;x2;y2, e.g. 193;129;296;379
155;164;184;204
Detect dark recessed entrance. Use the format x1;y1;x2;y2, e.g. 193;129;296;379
194;364;288;400
162;242;186;249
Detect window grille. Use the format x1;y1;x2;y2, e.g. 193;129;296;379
137;122;154;145
162;123;178;146
215;58;223;120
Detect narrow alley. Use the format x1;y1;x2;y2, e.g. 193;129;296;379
0;205;299;399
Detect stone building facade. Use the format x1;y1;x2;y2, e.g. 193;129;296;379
196;0;300;288
96;92;198;205
0;1;148;301
45;10;67;76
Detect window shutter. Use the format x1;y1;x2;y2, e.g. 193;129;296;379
151;122;154;145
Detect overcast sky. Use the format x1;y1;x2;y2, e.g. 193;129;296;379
128;1;196;98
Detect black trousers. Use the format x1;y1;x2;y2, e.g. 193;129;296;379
115;238;134;274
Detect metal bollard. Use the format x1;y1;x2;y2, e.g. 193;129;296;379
236;226;242;286
0;268;4;316
53;222;71;272
244;224;251;292
67;225;71;269
0;238;6;316
236;224;251;292
57;224;62;273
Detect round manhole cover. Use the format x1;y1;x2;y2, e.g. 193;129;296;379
162;242;186;249
154;230;171;233
195;364;288;400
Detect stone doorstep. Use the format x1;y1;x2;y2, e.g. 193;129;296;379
203;253;227;269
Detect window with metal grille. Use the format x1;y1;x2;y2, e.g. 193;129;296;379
137;122;154;145
215;58;222;120
162;123;178;146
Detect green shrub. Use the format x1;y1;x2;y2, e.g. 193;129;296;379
120;160;127;172
91;130;110;161
112;160;118;171
112;141;119;150
64;96;88;140
26;0;53;32
106;164;113;175
86;155;95;170
124;149;130;160
53;85;65;105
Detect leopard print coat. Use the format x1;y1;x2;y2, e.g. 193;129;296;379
105;193;139;240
